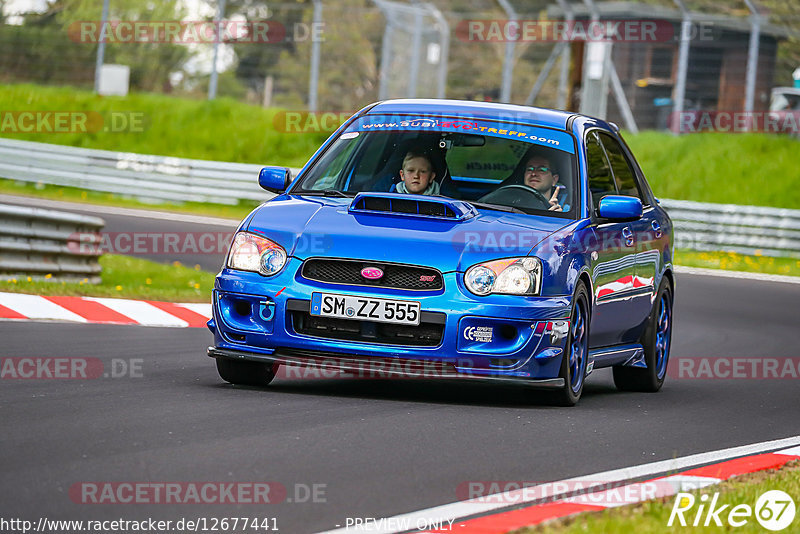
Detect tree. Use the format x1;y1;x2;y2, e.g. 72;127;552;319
9;0;190;92
271;0;380;111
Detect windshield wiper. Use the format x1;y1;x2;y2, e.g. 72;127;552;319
298;189;353;198
467;201;526;214
429;195;525;214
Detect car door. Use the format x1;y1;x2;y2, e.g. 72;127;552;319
584;130;639;348
598;132;657;339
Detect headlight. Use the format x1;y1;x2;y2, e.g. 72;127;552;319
227;232;287;276
464;257;542;296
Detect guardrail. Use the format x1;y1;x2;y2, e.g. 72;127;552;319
1;139;798;258
0;138;295;205
660;199;800;258
0;203;105;283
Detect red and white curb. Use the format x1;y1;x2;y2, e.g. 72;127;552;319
318;436;800;534
0;292;210;328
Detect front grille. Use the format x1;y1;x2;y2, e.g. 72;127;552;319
290;310;445;347
301;258;443;291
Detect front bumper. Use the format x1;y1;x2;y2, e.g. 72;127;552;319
208;259;573;381
207;347;565;389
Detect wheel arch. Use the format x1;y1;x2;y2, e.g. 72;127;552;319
576;268;593;313
661;266;675;302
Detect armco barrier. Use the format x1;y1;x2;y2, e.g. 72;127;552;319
660;199;800;258
0;203;104;283
1;139;798;258
0;138;292;205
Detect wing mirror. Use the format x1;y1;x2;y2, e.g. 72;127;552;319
258;166;293;193
597;195;643;221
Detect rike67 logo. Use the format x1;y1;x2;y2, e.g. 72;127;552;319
669;490;796;530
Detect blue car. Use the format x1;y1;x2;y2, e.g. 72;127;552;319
207;99;674;405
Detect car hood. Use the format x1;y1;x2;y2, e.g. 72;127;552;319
246;196;570;272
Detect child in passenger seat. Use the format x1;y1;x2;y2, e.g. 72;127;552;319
391;151;441;196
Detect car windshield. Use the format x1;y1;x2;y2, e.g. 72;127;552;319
770;91;800;112
291;114;578;218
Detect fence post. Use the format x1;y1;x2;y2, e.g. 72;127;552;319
580;0;638;132
672;0;692;135
408;5;424;98
579;0;610;118
426;3;450;99
525;42;569;106
497;0;517;103
743;0;762;128
374;0;393;100
93;0;110;93
555;0;574;110
308;0;323;111
208;0;227;100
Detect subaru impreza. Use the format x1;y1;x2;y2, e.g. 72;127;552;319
207;99;674;405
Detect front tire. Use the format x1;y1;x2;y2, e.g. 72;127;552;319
613;279;673;392
216;358;277;387
552;282;590;406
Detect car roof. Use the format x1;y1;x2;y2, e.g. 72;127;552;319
365;99;575;131
772;87;800;97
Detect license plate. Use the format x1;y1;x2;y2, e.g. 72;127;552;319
310;293;421;326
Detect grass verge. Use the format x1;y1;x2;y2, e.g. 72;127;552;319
0;83;329;166
675;249;800;277
626;131;800;210
520;460;799;534
0;255;215;303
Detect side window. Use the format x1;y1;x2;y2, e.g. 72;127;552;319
618;135;656;205
585;131;616;210
599;133;643;200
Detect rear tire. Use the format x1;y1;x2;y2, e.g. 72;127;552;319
613;279;673;392
551;282;590;407
216;358;277;387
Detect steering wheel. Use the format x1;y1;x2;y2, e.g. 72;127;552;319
479;185;551;210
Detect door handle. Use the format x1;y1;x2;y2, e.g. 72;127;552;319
622;227;634;247
651;221;662;238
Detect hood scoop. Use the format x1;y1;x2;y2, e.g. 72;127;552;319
349;192;477;222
